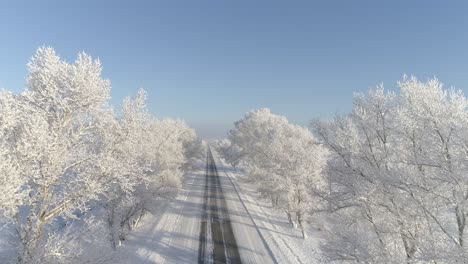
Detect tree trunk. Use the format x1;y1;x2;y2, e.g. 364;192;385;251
18;215;46;264
296;211;307;239
456;206;466;248
107;206;117;249
119;220;126;245
133;209;145;229
399;226;416;262
287;212;293;226
285;202;294;227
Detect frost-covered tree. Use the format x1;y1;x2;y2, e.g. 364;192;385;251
0;92;28;219
100;89;152;249
312;77;468;263
215;138;243;168
395;77;468;261
312;87;414;263
228;108;328;238
144;118;199;200
0;47;202;263
102;90;203;247
5;47;125;263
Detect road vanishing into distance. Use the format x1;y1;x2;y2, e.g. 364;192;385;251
120;147;277;264
198;150;242;263
197;148;277;263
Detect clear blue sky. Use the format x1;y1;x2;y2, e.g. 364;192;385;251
1;1;467;139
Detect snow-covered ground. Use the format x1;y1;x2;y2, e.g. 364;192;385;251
213;152;324;264
112;166;206;264
113;150;323;263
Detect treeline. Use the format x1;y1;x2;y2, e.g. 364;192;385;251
219;77;468;263
0;48;204;263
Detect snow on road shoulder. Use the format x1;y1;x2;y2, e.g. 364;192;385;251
112;167;206;264
214;155;324;264
210;149;276;264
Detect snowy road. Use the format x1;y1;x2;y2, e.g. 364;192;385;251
118;149;276;263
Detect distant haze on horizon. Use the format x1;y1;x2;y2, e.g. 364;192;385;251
188;121;233;141
1;0;467;139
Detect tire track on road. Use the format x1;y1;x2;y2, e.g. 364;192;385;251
198;149;241;264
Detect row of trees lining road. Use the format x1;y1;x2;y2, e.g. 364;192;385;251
219;77;468;263
0;47;204;263
220;108;329;239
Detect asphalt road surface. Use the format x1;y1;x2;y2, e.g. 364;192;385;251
198;149;242;263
